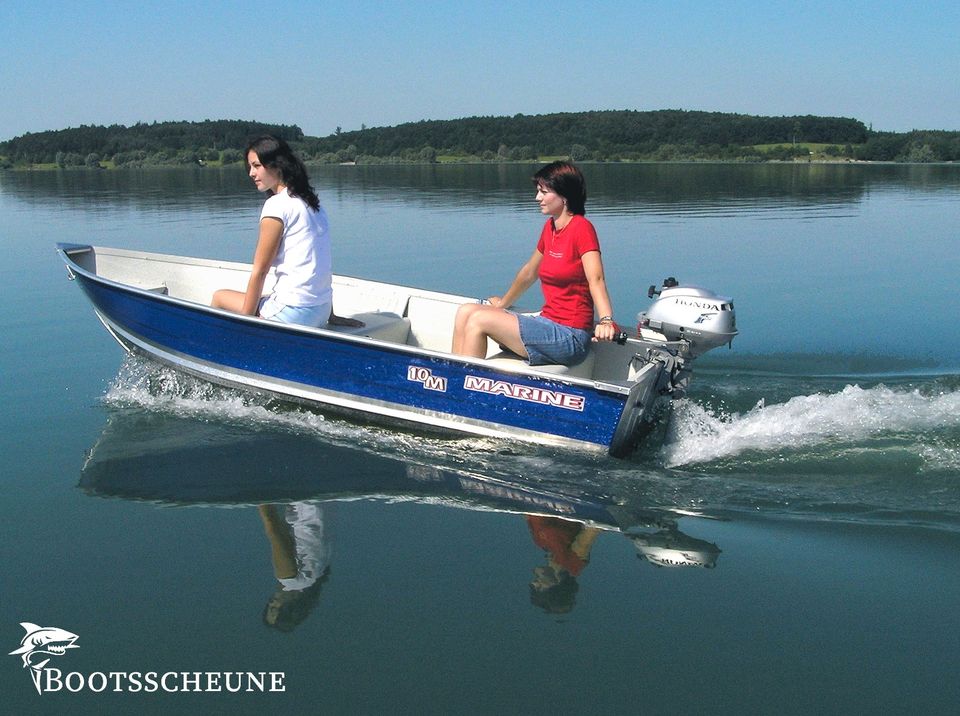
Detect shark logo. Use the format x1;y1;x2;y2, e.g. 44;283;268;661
9;622;80;694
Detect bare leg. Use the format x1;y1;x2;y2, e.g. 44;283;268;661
452;303;487;353
211;289;247;313
452;304;527;359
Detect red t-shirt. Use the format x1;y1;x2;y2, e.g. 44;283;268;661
536;214;600;331
526;516;590;576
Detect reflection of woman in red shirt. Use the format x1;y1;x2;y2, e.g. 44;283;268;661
527;515;600;614
452;162;618;366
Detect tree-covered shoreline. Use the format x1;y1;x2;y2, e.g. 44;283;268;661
2;111;958;169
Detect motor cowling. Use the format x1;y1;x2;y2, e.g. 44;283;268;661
637;279;737;357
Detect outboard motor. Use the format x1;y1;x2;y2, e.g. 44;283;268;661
637;277;737;357
608;277;739;458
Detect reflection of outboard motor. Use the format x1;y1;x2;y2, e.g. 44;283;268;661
631;529;721;569
638;278;737;358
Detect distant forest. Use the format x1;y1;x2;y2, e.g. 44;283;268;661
2;111;959;168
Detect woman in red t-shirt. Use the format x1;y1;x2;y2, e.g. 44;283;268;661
452;161;618;365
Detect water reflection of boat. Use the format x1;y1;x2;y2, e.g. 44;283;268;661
80;410;720;557
81;411;721;620
59;243;736;457
81;411;626;522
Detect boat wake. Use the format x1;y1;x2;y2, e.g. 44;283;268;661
102;357;328;435
663;383;960;473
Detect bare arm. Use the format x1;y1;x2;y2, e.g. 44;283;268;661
257;505;298;580
581;250;617;341
240;217;284;316
489;249;542;308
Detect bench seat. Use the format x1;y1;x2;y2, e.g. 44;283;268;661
484;350;596;379
326;311;411;344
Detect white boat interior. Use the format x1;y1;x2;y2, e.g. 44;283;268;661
71;246;646;386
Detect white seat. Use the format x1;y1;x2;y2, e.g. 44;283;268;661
331;277;411;316
406;296;470;352
484;350;596;379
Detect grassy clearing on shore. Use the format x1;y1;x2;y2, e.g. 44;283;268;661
753;142;836;152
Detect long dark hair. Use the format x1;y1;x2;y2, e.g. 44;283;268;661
533;161;587;215
245;135;320;211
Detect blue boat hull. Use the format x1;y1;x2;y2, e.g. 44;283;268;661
60;245;655;453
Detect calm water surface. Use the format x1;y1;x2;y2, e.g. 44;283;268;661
2;163;959;714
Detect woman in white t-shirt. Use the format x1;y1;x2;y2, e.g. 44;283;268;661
212;135;358;328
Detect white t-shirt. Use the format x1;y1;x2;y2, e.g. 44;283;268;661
260;189;332;307
277;502;331;591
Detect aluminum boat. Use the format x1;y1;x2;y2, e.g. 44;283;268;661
58;243;737;457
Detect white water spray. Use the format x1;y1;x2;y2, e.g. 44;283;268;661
663;384;960;467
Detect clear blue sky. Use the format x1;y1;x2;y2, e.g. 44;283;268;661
2;0;958;141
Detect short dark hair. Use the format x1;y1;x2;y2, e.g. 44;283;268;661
533;161;587;215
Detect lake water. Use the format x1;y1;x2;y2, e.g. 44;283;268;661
2;163;959;714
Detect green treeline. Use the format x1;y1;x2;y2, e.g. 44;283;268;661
2;111;959;168
304;111;870;162
0;120;303;168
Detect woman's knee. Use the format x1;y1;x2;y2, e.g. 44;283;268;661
455;302;484;324
212;289;244;312
471;309;517;341
465;308;500;337
211;289;230;308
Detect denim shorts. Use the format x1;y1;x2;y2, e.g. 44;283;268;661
259;296;331;328
515;313;591;366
